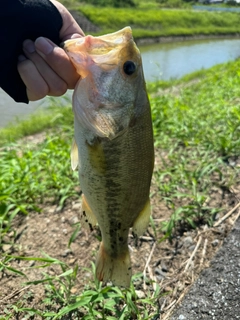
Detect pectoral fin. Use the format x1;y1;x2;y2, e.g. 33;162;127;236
80;194;98;231
92;109;125;140
71;139;79;171
132;199;151;237
73;80;130;140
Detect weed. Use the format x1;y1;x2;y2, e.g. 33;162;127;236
150;60;240;236
0;42;240;319
78;6;240;38
5;258;160;319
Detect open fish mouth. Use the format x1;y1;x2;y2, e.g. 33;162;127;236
62;27;141;76
63;26;133;54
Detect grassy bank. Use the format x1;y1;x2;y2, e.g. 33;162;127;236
0;58;240;318
77;6;240;38
59;0;240;39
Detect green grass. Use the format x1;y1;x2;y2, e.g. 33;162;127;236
60;0;189;9
58;0;240;38
76;6;240;37
1;58;240;318
151;60;240;155
149;60;240;234
2;259;160;319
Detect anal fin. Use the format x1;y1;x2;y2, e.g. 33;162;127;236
132;198;151;237
80;194;97;231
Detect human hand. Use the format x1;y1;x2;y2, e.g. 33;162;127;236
17;0;84;101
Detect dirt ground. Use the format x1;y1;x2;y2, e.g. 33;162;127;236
0;137;239;319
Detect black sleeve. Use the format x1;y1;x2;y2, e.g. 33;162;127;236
0;0;63;103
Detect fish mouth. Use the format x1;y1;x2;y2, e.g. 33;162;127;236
62;27;138;76
62;26;133;54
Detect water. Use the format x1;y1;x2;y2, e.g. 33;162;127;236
193;5;240;12
140;38;240;82
0;90;72;129
0;89;46;128
1;37;240;128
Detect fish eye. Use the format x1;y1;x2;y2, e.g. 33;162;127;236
123;61;136;76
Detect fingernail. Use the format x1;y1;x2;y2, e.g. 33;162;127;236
18;54;27;62
70;33;83;39
23;39;35;54
35;37;53;55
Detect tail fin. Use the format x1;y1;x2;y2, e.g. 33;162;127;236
95;242;131;287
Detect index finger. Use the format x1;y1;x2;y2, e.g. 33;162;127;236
35;37;79;89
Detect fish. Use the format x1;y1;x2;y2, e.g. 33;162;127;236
63;27;154;287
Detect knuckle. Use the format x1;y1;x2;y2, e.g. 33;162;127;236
28;85;49;101
46;47;67;67
17;59;32;73
50;81;68;96
53;48;66;64
38;86;49;99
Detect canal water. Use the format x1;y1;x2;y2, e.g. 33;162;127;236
140;38;240;82
1;37;240;128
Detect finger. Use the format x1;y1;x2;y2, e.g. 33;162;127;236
23;39;68;96
17;56;49;101
35;37;79;89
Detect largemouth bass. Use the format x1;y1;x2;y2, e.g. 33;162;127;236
64;27;154;287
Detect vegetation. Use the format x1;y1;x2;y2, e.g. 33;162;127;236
81;0;136;7
1;1;240;317
157;0;191;9
150;61;240;234
58;0;240;38
79;6;240;37
60;0;187;9
1;56;240;317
